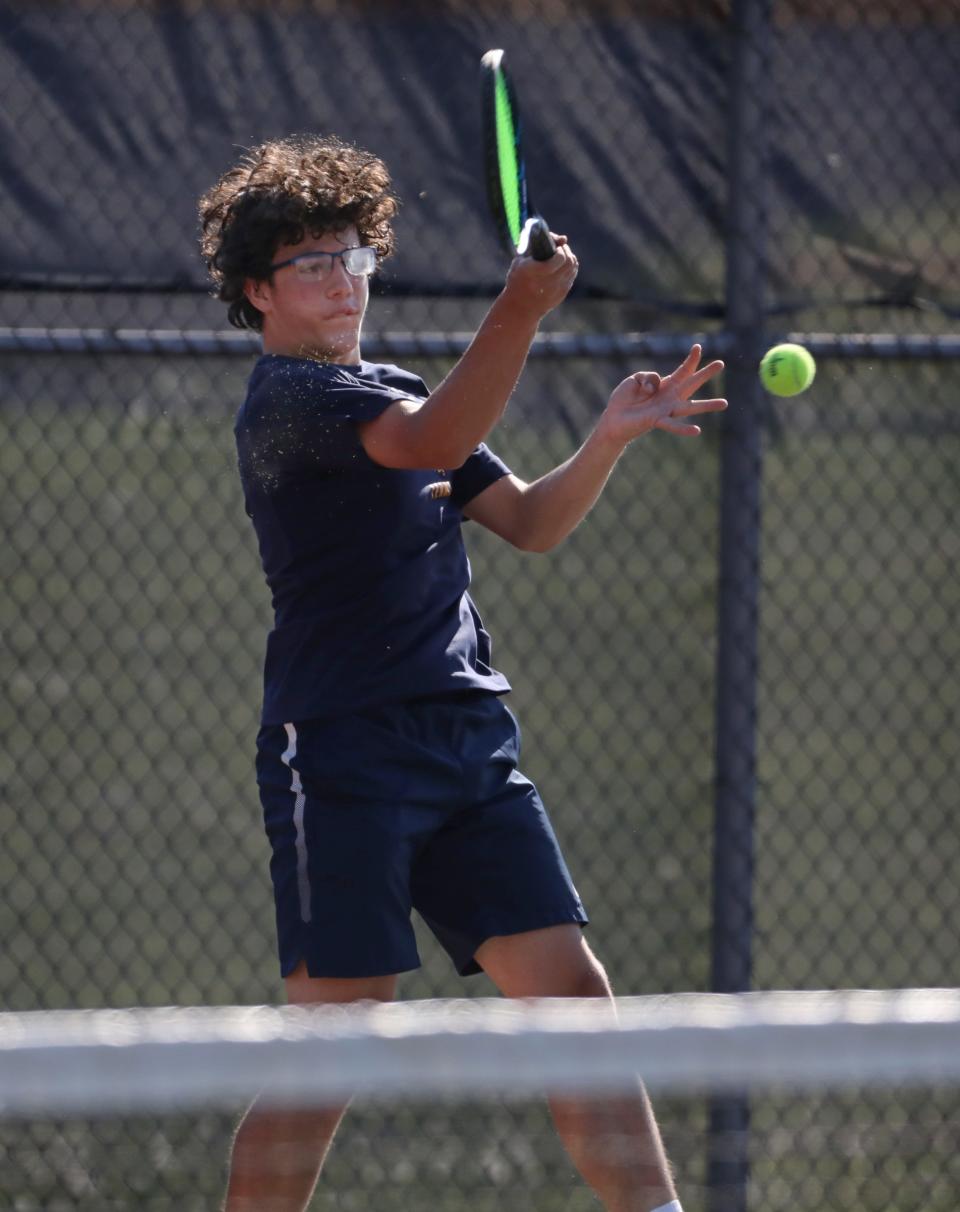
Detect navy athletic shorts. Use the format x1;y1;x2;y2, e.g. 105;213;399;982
256;692;588;979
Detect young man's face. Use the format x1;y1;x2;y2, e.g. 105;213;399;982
245;225;371;363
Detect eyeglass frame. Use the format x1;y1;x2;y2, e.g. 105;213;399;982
269;246;378;280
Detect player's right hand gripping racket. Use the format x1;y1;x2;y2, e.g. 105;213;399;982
480;49;556;262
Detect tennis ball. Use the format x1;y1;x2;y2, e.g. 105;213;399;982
759;343;816;397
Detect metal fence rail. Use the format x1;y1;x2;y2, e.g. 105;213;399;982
4;326;960;358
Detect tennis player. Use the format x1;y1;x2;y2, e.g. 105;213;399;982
200;134;725;1212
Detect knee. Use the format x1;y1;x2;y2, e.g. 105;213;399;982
571;958;612;1000
557;942;612;1000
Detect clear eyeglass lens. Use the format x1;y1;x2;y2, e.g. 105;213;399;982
343;247;377;276
295;247;376;280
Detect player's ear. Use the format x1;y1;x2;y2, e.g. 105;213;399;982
243;277;273;316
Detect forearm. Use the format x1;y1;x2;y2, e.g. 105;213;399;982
518;428;627;552
479;346;726;553
360;246;579;471
411;293;540;465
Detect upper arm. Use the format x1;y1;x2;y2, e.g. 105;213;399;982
357;398;427;468
358;398;465;470
462;473;533;549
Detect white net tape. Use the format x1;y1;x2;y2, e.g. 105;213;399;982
3;989;959;1117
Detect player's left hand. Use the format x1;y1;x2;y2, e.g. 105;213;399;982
598;345;727;447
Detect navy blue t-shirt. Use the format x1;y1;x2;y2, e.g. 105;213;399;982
235;355;512;725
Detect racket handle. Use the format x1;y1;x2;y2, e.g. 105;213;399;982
519;216;556;261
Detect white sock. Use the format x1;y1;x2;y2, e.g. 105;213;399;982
650;1202;683;1212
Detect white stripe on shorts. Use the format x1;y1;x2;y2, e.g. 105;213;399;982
281;724;312;923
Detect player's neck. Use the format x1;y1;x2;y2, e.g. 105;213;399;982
262;331;362;366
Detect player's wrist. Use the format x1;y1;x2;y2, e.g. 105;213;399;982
492;284;545;329
591;413;632;456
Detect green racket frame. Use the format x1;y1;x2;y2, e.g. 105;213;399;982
480;49;555;261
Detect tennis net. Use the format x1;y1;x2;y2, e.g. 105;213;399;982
2;990;959;1211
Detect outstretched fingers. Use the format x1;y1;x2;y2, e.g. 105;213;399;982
661;345;725;400
656;417;703;436
671;344;704;380
670;396;728;417
681;361;725;399
655;393;728;437
604;351;727;445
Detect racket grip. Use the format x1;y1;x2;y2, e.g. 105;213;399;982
520;216;556;261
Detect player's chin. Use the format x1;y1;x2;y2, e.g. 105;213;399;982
313;321;362;354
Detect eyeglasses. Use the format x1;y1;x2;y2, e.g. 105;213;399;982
269;246;377;281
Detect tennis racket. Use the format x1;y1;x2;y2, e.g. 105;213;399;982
480;49;556;262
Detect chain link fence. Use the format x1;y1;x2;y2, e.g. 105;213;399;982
2;1;958;1210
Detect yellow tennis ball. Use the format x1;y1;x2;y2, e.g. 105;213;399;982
759;343;816;397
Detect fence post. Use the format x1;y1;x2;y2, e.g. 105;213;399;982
708;1;772;1210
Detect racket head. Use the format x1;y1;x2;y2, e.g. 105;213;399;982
480;49;555;261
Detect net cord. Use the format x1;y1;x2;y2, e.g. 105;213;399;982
2;327;959;358
2;990;959;1117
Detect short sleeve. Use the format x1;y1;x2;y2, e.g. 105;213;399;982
241;357;415;481
449;443;512;508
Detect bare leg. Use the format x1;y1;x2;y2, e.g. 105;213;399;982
223;1100;346;1212
547;1086;676;1212
222;967;397;1212
475;925;678;1212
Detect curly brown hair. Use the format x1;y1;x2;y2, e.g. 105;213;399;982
198;134;399;331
